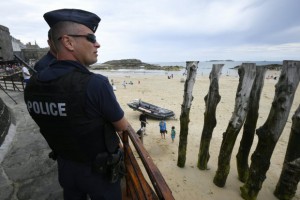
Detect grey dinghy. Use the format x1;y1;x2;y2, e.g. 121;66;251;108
127;99;175;120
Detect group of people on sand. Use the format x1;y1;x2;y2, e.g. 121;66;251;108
266;75;278;80
122;80;134;88
137;112;176;143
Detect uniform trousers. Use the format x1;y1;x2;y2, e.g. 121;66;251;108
57;157;121;200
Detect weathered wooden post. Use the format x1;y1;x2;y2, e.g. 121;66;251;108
197;64;224;170
274;105;300;200
240;60;300;200
236;66;267;182
177;61;199;168
213;63;256;187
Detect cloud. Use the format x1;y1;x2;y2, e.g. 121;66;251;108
0;0;299;61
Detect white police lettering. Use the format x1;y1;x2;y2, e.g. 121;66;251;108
26;101;67;117
49;103;58;116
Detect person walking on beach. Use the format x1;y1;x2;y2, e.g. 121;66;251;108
136;127;145;144
139;111;148;135
24;8;130;200
159;119;167;139
171;126;176;143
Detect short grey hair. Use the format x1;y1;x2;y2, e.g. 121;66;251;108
50;21;81;51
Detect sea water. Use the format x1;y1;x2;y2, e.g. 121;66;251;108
91;61;282;77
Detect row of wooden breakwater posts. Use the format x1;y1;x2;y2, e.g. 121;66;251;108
177;60;300;200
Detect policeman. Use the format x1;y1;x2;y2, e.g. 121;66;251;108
24;8;129;200
33;29;57;73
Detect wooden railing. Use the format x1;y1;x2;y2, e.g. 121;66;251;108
0;71;24;92
120;125;175;200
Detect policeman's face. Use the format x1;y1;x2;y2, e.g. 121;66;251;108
72;25;100;66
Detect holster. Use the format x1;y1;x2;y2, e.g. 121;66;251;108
93;148;126;183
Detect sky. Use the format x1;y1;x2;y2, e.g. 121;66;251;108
1;0;299;63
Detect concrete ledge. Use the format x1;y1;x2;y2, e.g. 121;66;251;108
0;91;63;199
0;123;16;163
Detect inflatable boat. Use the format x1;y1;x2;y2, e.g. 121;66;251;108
127;99;175;120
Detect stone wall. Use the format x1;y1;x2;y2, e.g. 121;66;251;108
0;25;14;61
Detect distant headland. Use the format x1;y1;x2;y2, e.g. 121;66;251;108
208;59;234;62
89;59;283;72
232;64;282;70
90;59;184;71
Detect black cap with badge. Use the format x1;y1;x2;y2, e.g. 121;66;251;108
43;8;101;33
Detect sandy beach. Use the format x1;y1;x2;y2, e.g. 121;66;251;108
105;69;300;200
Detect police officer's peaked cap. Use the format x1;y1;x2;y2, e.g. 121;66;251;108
43;9;101;33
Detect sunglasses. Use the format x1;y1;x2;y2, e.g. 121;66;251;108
58;33;97;44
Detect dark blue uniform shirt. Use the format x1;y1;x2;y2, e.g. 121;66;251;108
37;60;124;123
34;51;57;73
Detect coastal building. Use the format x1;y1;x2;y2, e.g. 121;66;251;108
0;24;48;65
21;42;48;66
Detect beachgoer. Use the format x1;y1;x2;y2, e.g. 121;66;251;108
159;119;167;139
122;80;126;88
139;111;148;135
24;8;130;200
171;126;176;143
21;66;31;85
5;65;13;74
136;127;145;143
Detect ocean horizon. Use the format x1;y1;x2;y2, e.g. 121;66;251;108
92;60;282;77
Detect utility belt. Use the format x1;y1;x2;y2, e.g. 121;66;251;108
48;119;124;183
92;148;126;183
49;148;125;183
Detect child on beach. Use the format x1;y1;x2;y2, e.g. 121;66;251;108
171;126;176;143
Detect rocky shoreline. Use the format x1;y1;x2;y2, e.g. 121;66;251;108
90;59;183;71
232;63;282;70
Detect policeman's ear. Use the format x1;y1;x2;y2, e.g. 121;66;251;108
61;35;75;51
